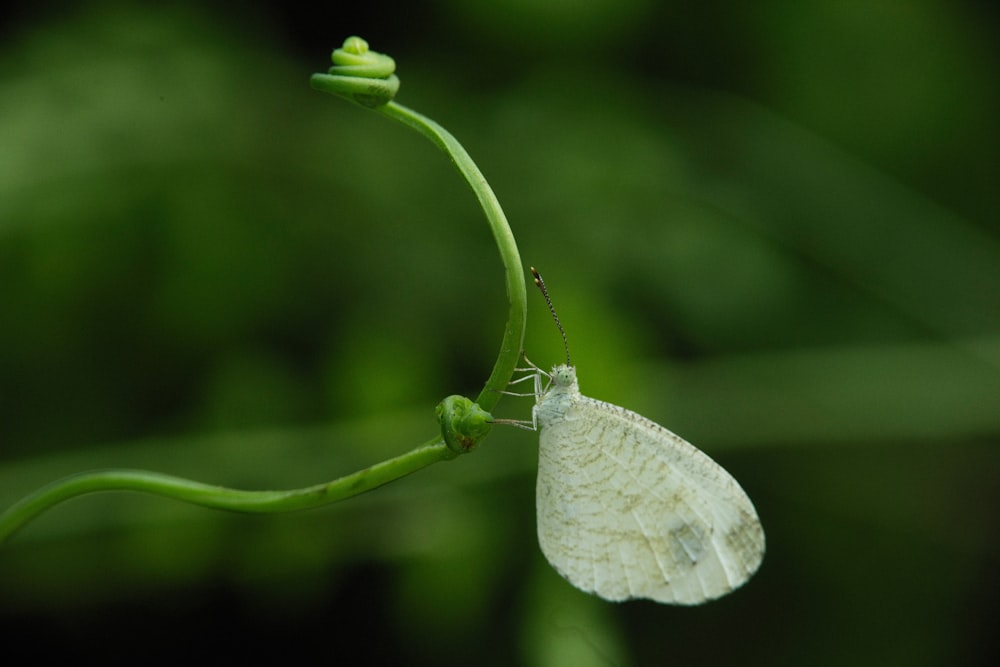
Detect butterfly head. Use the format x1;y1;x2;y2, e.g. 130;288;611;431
549;364;578;391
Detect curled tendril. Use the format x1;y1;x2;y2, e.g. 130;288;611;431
436;395;493;454
310;36;400;108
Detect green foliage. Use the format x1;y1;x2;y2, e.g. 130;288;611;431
1;27;526;546
1;1;998;665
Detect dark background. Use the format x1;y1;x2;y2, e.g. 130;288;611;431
1;1;998;665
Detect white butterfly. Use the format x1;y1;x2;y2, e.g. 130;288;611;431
525;268;764;604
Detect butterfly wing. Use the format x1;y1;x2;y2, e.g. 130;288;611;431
536;395;764;604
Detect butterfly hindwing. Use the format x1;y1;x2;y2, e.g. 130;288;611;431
535;367;764;604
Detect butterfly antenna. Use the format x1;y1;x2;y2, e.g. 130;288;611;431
530;266;571;366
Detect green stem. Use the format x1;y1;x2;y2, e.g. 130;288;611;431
0;439;454;544
376;101;526;409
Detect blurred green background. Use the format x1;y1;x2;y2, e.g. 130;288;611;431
1;1;998;664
